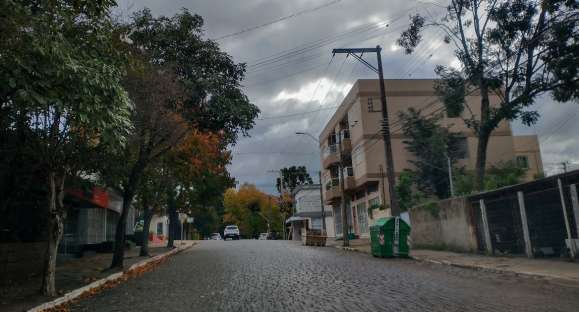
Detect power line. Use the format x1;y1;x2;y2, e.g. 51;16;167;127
212;0;343;41
245;4;420;68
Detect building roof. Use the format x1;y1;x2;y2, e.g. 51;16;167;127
292;184;321;196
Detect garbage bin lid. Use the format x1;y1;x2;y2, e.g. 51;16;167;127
374;217;411;230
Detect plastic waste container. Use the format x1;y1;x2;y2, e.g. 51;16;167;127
370;217;411;258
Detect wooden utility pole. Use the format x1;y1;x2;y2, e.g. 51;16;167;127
337;132;349;247
332;46;400;216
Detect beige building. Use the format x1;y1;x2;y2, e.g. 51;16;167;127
319;79;543;238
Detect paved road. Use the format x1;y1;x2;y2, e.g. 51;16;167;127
71;240;579;312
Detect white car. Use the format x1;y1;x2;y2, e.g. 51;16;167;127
258;233;269;240
223;225;240;240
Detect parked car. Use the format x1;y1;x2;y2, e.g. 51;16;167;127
209;233;222;240
223;225;240;240
258;233;269;240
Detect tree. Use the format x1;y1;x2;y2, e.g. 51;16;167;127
398;0;578;190
395;171;426;212
105;8;259;268
1;0;132;296
399;108;461;199
276;166;314;193
163;130;231;248
223;184;283;238
454;161;527;195
134;164;168;257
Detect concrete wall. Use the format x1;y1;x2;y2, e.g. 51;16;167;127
150;215;169;237
409;197;478;252
324;215;335;238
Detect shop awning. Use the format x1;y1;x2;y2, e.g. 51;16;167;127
285;216;308;224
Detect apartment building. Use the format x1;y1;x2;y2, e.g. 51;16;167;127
319;79;543;239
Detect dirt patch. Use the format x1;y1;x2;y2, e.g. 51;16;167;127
0;246;171;312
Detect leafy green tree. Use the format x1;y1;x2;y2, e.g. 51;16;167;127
0;0;132;295
395;171;426;212
398;0;578;190
276;166;314;193
105;8;259;268
454;161;527;195
399;108;460;199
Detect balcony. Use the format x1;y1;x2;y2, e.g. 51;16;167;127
322;144;339;169
324;178;341;203
343;167;355;191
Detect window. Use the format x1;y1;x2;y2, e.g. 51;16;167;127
516;155;529;169
367;184;378;194
353;144;364;165
310;218;322;230
355;190;365;200
356;203;369;233
452;137;468;159
368;197;381;209
328;133;337;145
157;222;163;235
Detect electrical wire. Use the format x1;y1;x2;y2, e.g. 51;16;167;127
212;0;343;41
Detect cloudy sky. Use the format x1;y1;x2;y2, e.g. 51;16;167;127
117;0;579;194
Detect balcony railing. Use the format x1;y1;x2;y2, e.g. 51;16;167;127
325;178;340;191
322;144;338;158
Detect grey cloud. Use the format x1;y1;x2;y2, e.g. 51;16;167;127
117;0;579;192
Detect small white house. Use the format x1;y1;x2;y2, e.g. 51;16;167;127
286;184;335;240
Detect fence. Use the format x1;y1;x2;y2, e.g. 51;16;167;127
469;170;579;259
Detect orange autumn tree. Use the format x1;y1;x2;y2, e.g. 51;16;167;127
223;184;282;238
164;129;231;247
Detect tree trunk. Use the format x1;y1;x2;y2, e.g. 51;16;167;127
110;161;145;269
139;205;153;257
41;171;65;296
475;76;491;191
475;130;491;192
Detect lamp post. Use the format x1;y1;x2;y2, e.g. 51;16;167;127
295;132;328;236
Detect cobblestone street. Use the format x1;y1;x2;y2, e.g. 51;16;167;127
71;241;579;312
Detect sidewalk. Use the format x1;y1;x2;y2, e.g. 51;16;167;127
0;240;195;312
327;238;579;286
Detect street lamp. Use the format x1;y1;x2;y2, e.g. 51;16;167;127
295;131;327;236
295;131;319;143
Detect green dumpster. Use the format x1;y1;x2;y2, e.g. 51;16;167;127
370;217;411;258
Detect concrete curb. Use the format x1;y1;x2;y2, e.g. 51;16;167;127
411;256;579;286
28;242;196;312
333;245;579;286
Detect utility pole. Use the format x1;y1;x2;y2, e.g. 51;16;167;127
562;161;568;174
379;165;386;210
447;155;455;197
332;46;400;216
337;131;349;247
